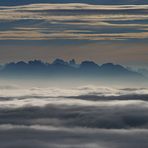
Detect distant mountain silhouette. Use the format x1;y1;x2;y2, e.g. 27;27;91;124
0;59;144;81
138;68;148;77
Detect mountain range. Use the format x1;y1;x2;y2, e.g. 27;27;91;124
0;0;147;6
0;59;144;81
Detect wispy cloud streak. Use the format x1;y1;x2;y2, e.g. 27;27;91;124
0;3;148;41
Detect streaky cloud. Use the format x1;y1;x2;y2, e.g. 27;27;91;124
0;3;148;42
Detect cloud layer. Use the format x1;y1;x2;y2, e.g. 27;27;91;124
0;0;148;6
0;3;148;42
0;85;148;147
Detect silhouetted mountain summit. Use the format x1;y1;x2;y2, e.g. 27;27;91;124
80;61;99;69
0;59;143;80
52;59;68;66
100;63;136;76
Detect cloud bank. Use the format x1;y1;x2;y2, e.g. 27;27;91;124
0;85;148;147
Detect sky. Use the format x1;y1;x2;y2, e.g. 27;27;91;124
0;0;148;68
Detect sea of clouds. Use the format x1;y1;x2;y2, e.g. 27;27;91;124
0;85;148;147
